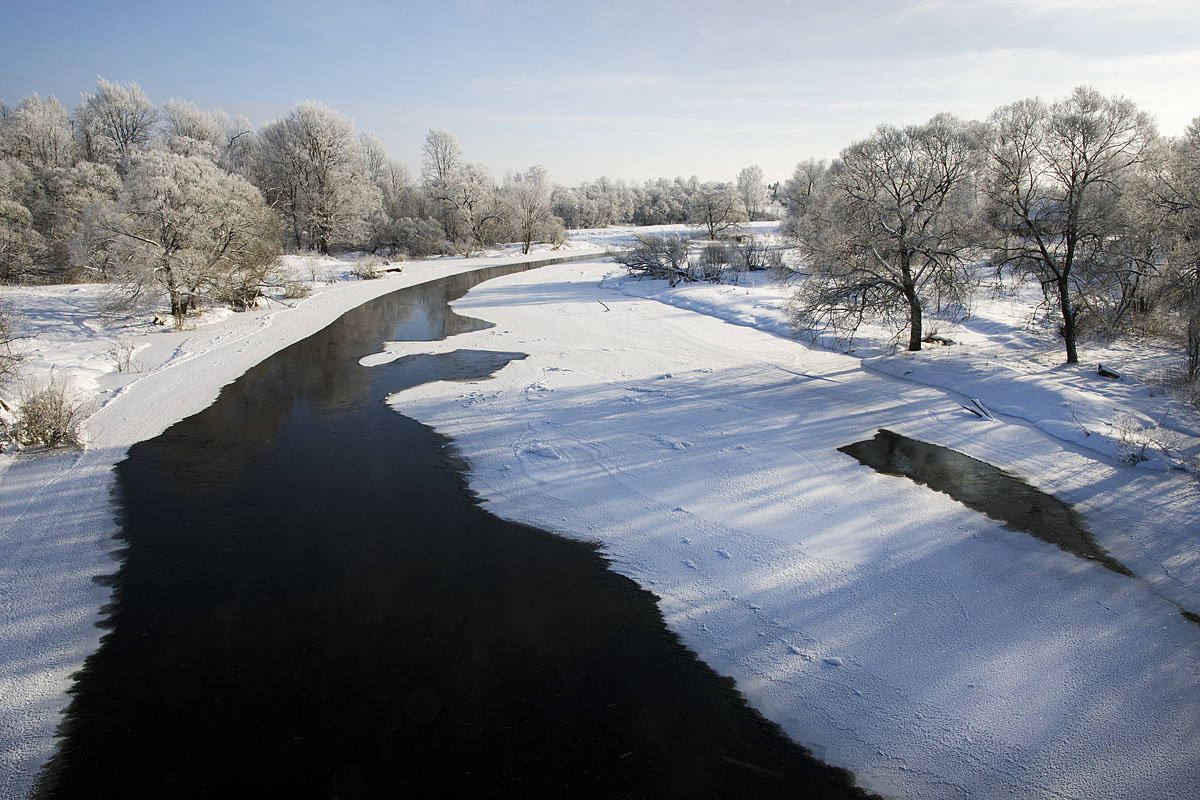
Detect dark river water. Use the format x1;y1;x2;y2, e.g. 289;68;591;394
35;262;874;799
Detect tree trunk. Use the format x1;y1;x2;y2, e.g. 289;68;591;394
163;264;186;330
907;290;923;351
1058;274;1078;364
170;293;185;330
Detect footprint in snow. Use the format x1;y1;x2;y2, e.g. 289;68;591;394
787;645;814;661
680;536;692;545
823;657;844;667
683;559;697;569
716;549;732;559
650;434;693;451
522;443;561;460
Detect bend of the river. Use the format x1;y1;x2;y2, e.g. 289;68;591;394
34;263;875;799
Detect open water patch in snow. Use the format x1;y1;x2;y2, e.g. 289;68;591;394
840;429;1131;576
841;430;1200;629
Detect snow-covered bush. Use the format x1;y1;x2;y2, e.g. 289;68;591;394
726;236;773;272
351;257;384;280
611;234;694;286
103;339;136;373
13;375;87;448
696;243;730;282
281;279;312;300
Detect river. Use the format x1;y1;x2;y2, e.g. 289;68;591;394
33;262;873;798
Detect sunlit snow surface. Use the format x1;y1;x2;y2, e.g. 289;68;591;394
2;225;1198;799
373;259;1200;800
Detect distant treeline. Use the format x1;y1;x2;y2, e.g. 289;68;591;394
0;79;1197;373
0;79;773;290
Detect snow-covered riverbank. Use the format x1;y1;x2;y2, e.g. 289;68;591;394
372;259;1200;800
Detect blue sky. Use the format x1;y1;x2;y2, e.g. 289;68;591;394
2;0;1197;184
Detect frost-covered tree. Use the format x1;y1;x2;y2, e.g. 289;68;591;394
0;94;75;170
219;114;256;176
0;158;41;282
359;132;392;188
790;114;983;351
1144;116;1200;376
984;86;1156;363
435;162;503;250
97;150;280;327
36;160;123;280
254;102;380;253
74;78;158;170
348;132;441;256
552;176;652;229
503;165;561;254
417;129;500;248
421;128;461;235
161;99;227;161
420;128;463;191
737;165;767;221
779;159;830;240
380;158;428;220
0;94;123;282
632;177;691;226
689;182;746;239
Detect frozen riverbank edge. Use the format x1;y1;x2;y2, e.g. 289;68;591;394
0;245;605;799
374;259;1200;800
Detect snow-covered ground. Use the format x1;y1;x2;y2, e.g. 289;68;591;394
2;223;1198;799
370;258;1200;800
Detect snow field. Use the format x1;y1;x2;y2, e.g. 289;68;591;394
375;260;1200;800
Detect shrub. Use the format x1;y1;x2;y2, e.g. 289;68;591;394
611;234;694;286
696;243;729;282
281;279;312;300
351;261;382;280
15;375;88;448
104;339;137;373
